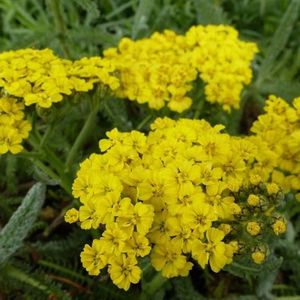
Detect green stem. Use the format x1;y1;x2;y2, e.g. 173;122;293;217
38;260;91;283
42;204;72;237
29;134;65;175
275;297;300;300
65;107;98;170
272;284;295;291
142;273;168;297
193;97;205;119
27;135;73;194
231;262;260;273
31;158;72;195
137;114;152;130
5;264;49;292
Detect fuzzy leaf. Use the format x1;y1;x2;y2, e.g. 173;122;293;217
193;0;227;25
0;183;46;266
255;256;283;300
131;0;154;39
257;0;300;85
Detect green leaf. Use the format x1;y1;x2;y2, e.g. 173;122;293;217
101;98;132;131
5;154;18;193
259;80;300;102
173;277;205;300
256;0;300;85
131;0;154;39
192;0;227;25
0;183;46;266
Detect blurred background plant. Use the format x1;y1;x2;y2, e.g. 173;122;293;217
0;0;300;299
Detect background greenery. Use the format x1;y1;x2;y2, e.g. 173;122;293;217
0;0;300;299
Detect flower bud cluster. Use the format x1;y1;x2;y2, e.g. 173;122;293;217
229;182;286;265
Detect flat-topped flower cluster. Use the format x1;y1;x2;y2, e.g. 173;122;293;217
66;116;286;290
0;25;257;154
0;48;119;154
248;95;300;198
0;48;119;108
104;25;258;112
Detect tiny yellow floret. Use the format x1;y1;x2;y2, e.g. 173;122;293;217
251;250;265;264
65;208;79;224
246;221;261;236
247;194;260;207
272;219;286;235
266;183;279;195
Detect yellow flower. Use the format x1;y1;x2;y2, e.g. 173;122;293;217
219;224;232;235
125;232;151;257
246;222;261;236
249;174;262;185
251;250;265;264
272;219;286;235
151;239;192;278
80;239;107;276
206;183;241;219
64;208;79;224
192;228;229;272
247;194;260;207
0;127;23;154
79;198;102;229
266;183;279;195
108;255;141;291
100;223;128;255
182;201;216;235
117;198;154;235
89;192;121;225
225;241;239;264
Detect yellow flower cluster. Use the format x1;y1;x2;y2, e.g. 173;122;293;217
186;25;259;111
66;117;286;290
104;25;258;112
249;95;300;197
0;97;31;154
0;48;119;154
0;48;119;108
103;31;196;112
0;25;258;155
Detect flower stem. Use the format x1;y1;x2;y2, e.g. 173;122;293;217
30;157;72;195
137;114;152;130
38;259;91;283
65;106;98;171
5;264;49;292
26;135;73;195
141;272;168;298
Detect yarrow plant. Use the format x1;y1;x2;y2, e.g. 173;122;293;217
0;19;298;297
66;117;287;291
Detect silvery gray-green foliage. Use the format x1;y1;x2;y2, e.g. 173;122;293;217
256;0;300;86
0;183;46;266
